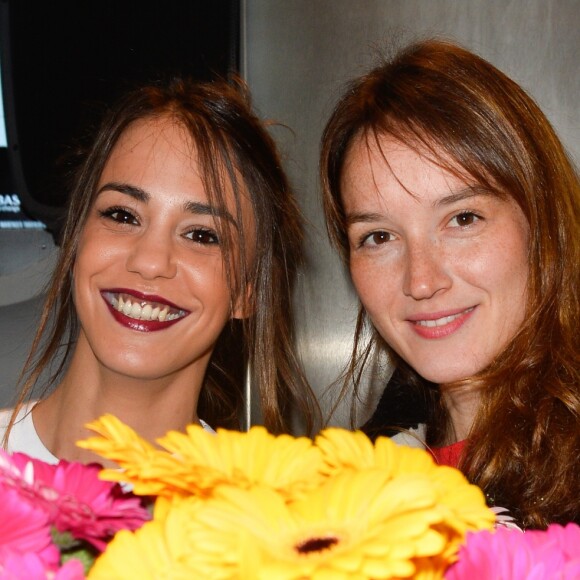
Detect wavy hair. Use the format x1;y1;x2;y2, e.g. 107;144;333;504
7;75;320;438
320;38;579;528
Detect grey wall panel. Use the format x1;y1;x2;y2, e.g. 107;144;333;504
0;229;57;406
243;0;579;427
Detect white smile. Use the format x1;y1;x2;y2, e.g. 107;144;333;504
102;292;187;322
415;307;474;328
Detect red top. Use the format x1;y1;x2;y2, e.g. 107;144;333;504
431;440;466;469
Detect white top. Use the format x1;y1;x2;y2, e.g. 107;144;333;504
0;405;58;463
391;424;427;449
0;404;215;465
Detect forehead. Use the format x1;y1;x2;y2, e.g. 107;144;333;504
99;116;256;252
340;133;471;209
100;116;253;215
101;117;199;187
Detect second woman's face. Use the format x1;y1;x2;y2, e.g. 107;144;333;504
74;116;254;381
341;135;530;385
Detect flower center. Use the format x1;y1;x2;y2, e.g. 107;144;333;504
295;535;339;554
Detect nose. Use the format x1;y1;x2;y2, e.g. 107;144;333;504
125;230;178;280
402;240;452;300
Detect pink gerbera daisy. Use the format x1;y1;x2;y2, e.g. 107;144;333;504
0;451;150;551
0;484;58;567
0;549;84;580
446;523;580;579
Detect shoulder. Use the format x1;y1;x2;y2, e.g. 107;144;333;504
0;407;14;423
0;406;25;434
200;419;216;434
391;424;427;449
0;405;31;447
0;404;59;464
0;406;28;452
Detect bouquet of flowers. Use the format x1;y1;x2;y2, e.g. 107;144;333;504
1;416;579;578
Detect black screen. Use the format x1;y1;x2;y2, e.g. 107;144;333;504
0;0;239;235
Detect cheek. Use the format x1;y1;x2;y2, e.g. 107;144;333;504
75;226;100;274
495;247;529;327
72;241;91;291
72;246;98;310
73;241;99;290
349;260;373;302
77;225;130;273
459;227;530;344
182;258;233;306
469;228;529;296
72;231;128;306
350;259;397;315
205;264;230;295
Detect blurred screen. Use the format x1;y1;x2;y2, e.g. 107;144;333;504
0;59;44;229
0;65;6;148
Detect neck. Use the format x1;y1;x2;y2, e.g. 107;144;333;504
32;339;205;466
439;383;481;445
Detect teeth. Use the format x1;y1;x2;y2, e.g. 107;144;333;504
416;308;473;327
130;303;142;318
141;304;152;321
105;292;186;323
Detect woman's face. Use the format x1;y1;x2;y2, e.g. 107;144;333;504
341;135;529;385
74;116;254;381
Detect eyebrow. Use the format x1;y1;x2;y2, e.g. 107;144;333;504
344;211;386;227
434;185;495;207
345;186;495;226
96;181;238;226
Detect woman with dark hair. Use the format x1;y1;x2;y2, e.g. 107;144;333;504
320;38;579;529
1;76;319;466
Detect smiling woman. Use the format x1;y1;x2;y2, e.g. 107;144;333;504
342;136;530;390
1;76;320;467
320;38;579;529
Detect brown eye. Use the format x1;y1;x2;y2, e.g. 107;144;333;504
99;207;139;225
372;232;389;244
186;228;220;245
112;210;138;224
362;231;393;246
450;212;480;227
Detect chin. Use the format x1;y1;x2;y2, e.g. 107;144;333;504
99;355;178;381
413;365;477;386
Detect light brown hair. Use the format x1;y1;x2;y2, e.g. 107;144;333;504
320;38;579;528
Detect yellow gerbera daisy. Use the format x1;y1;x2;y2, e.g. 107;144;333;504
316;429;495;535
79;414;324;501
181;467;493;580
316;428;437;478
77;414;203;497
89;497;217;580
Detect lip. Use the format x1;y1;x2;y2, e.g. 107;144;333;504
101;288;190;333
407;306;476;339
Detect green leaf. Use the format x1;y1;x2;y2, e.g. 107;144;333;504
61;545;99;576
51;528;80;550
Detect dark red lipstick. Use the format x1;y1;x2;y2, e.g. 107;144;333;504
101;288;189;333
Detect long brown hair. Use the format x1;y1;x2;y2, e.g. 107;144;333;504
320;38;579;528
8;76;320;438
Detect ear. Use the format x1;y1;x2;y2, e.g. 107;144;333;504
232;282;254;320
